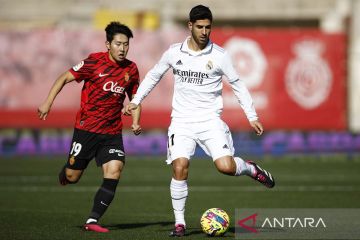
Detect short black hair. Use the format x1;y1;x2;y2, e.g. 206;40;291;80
189;5;213;23
105;21;133;42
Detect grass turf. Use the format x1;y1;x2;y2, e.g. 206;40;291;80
0;155;359;240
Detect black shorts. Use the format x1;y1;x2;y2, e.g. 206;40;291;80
66;128;125;170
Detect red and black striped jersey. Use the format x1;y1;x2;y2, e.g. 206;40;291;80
69;52;139;135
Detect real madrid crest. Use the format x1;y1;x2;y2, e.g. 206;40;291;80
124;72;130;82
206;60;213;70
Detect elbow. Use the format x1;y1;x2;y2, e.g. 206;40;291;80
64;71;75;84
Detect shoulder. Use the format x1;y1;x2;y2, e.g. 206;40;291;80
120;59;139;78
211;43;232;66
169;42;182;50
121;58;137;67
87;52;106;60
127;60;139;71
83;52;107;66
211;43;226;56
167;42;183;53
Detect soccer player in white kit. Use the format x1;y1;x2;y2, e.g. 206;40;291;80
124;5;275;237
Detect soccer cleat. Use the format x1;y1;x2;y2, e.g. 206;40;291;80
247;161;275;188
169;224;186;237
84;223;109;233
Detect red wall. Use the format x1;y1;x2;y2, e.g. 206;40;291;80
0;28;346;130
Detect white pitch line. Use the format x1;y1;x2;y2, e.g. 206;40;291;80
0;174;359;183
0;185;359;192
0;176;53;183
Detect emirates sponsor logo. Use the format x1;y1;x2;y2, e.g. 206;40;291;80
103;81;125;94
174;68;208;85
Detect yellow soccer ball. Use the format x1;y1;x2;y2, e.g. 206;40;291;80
200;208;230;236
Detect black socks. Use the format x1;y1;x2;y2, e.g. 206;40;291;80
88;178;119;221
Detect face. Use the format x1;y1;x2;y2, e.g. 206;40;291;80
106;33;129;63
188;19;212;49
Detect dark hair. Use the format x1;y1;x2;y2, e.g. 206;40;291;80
189;5;212;23
105;21;133;42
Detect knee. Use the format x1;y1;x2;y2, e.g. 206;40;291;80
65;169;81;183
173;164;188;175
105;169;121;179
103;160;124;180
214;157;236;176
172;158;189;180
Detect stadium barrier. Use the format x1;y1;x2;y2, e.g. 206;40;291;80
1;129;359;157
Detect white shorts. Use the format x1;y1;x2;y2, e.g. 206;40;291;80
166;118;235;164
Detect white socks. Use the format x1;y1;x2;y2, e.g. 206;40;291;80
170;178;188;226
169;158;253;226
234;157;255;176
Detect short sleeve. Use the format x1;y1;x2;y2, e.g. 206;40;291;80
68;55;95;82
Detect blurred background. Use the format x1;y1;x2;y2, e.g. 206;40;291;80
1;1;360;239
0;0;359;158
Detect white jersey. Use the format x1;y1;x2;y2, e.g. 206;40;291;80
131;37;258;123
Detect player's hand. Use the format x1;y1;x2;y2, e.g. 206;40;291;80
37;103;51;120
131;123;142;135
250;120;264;136
123;103;139;116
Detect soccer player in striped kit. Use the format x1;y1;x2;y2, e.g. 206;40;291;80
124;5;275;237
38;22;141;233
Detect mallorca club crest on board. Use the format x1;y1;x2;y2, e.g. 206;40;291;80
285;40;332;109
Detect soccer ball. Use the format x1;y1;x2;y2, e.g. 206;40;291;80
200;208;230;236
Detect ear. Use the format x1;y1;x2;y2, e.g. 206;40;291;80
105;41;110;50
188;21;193;31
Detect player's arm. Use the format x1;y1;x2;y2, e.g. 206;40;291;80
123;66;142;135
38;71;75;120
221;52;264;135
229;79;263;135
124;49;171;115
130;103;142;135
249;120;263;136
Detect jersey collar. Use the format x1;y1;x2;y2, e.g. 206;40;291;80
105;51;126;67
180;36;213;56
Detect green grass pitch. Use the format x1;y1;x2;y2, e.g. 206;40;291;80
0;155;359;240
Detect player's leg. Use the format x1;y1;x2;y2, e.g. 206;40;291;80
84;160;124;233
170;157;189;237
172;157;190;180
199;119;275;188
58;165;83;185
84;133;125;233
169;158;189;237
167;123;196;237
214;156;275;188
214;155;252;176
59;129;96;185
